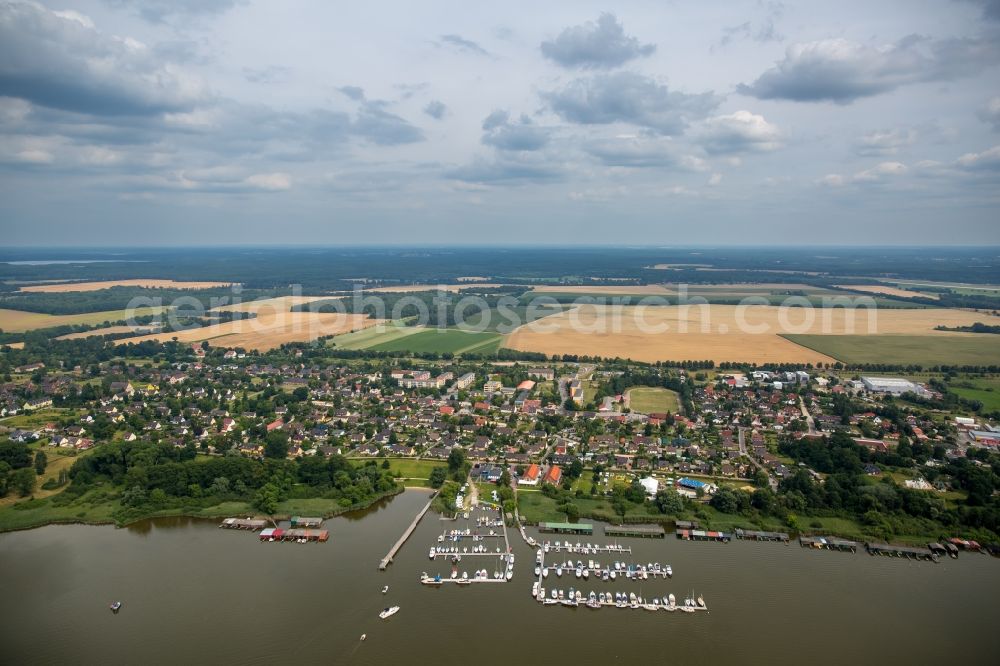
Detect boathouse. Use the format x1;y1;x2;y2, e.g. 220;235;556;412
605;524;665;539
539;522;593;535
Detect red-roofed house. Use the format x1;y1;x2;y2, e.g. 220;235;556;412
266;419;283;432
543;465;562;486
519;463;540;486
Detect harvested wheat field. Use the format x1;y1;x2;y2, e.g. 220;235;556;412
2;342;24;349
19;279;233;293
835;284;937;300
211;295;333;314
117;312;379;351
503;304;1000;364
0;307;165;333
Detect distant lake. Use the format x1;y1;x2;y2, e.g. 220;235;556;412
1;490;997;665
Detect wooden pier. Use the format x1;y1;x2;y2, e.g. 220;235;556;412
379;490;437;570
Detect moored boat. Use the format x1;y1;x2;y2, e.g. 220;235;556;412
379;606;400;619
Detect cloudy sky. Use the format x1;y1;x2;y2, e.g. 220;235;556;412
1;0;999;246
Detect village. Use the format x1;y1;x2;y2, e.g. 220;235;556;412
2;339;997;539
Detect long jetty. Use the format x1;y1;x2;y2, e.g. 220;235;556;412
379;490;437;570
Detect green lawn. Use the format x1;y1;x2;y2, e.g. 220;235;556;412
783;334;1000;366
368;328;503;355
348;458;445;480
627;387;680;414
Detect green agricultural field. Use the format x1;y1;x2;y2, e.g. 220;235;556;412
368;328;503;355
782;334;1000;366
627;387;680;414
329;322;422;350
948;377;1000;412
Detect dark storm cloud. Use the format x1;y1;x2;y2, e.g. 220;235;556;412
738;33;1000;104
438;34;490;56
423;100;447;119
543;72;721;135
0;2;204;116
540;13;655;69
480;112;549;151
959;0;1000;21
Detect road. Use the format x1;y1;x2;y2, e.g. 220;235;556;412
738;427;778;492
798;396;818;434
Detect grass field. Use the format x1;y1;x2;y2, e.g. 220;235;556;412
627;387;680;414
348;458;445;480
0;306;165;333
19;279;232;293
504;304;1000;364
367;328;503;355
783;334;1000;366
948;377;1000;412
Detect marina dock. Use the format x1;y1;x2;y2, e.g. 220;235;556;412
379;490;437;570
798;535;859;552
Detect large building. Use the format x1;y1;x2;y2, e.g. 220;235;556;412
861;376;927;396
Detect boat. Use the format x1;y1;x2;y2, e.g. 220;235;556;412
582;569;589;580
505;570;513;580
532;582;539;597
382;585;389;594
421;574;443;586
575;567;582;579
534;566;541;576
360;634;366;641
543;598;559;605
461;571;468;580
542;568;549;578
609;570;616;580
551;589;558;599
668;593;676;606
379;606;400;619
697;596;705;608
555;566;563;577
665;565;672;578
110;601;122;613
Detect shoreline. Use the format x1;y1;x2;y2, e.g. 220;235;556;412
0;486;406;535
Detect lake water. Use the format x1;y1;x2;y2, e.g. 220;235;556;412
1;489;997;665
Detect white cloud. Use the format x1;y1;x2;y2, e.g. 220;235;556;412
244;172;292;190
698;111;782;154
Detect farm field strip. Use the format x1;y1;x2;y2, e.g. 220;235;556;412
503;304;1000;364
328;323;423;350
835;284;937;299
782;334;1000;366
0;306;166;333
18;279;233;293
366;327;503;354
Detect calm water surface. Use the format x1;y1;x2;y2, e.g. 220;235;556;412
2;489;998;665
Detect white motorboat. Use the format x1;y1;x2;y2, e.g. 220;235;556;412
379;606;400;619
382;585;389;594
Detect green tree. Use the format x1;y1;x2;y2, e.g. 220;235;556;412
264;431;289;459
654;488;685;515
429;467;447;488
34;450;47;475
254;482;280;514
11;467;36;496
